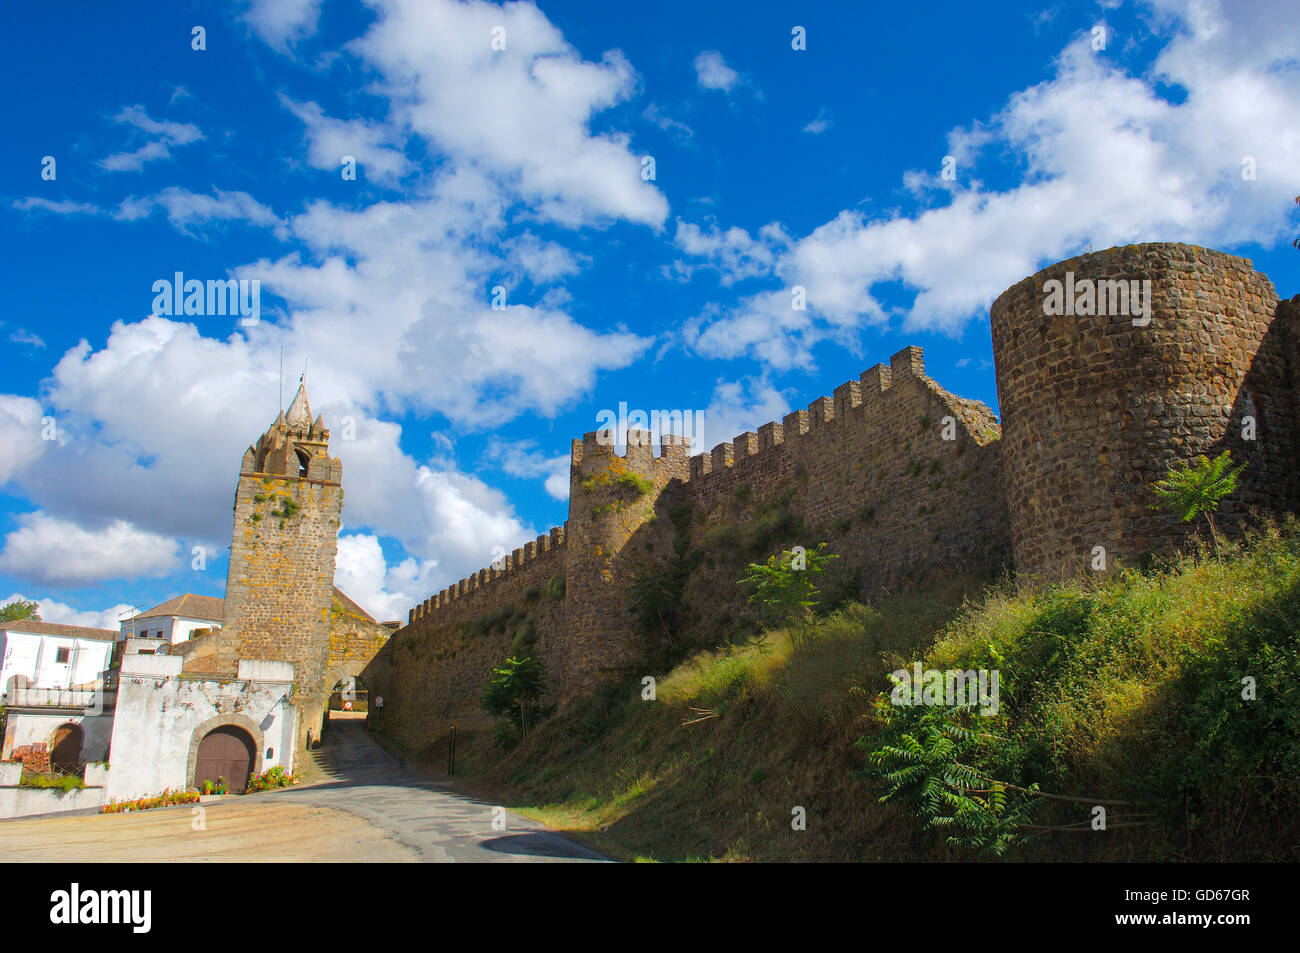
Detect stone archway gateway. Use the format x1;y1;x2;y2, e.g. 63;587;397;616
327;673;370;718
192;725;258;793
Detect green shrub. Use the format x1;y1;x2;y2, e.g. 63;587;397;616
739;543;838;650
864;520;1300;860
483;654;550;739
867;701;1040;857
546;573;566;600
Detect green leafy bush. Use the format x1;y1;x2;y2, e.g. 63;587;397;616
864;520;1300;860
483;654;550;742
1152;449;1244;555
738;543;838;648
867;701;1039;856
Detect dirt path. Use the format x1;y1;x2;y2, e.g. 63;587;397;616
0;800;419;862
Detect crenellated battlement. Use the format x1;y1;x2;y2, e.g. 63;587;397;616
404;343;1001;632
408;525;567;626
685;345;993;484
571;429;692;474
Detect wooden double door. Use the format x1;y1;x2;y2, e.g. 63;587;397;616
194;726;255;793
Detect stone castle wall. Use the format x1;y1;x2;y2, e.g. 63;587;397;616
364;242;1299;754
676;346;1010;597
370;351;1016;749
325;596;394;690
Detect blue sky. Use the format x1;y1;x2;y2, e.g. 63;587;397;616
1;0;1297;625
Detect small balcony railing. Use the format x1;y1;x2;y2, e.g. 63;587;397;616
2;685;114;711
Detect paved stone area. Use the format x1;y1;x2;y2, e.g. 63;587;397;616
0;718;607;864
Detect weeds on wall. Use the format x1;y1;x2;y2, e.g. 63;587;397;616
19;771;85;793
627;500;697;666
582;470;655;518
271;494;301;529
1151;449;1244;559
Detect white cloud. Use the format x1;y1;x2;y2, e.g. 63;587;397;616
0;396;49;485
0;513;181;588
116;187;285;237
12;197;102;216
484;439;570;499
501;232;586;283
346;0;668;228
279;95;411;186
1;592;135;630
9;330;46;349
100;105;202;172
681;1;1300;369
802;109;832;135
699;377;790;452
322;414;535;569
642;103;694;143
333;534;439;623
671;219;790;286
239;0;322;49
694;50;740;92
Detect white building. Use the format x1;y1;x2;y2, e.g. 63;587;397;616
118;593;223;646
0;620;118;793
0;620;116;697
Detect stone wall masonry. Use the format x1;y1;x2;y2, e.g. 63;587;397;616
681;347;1011;595
377;243;1297;752
404;527;568;631
563;430;691;688
991;243;1294;579
364;548;567;751
216;471;341;751
326;599;393;691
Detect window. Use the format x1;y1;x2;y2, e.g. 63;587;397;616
55;647;71;663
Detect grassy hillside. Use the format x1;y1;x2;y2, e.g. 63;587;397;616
404;521;1300;862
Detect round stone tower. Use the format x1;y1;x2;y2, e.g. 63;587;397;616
991;242;1296;579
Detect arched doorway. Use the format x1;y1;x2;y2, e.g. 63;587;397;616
327;675;370;721
194;725;256;793
51;723;83;774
